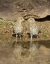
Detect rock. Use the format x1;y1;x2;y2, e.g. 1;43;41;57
0;0;50;20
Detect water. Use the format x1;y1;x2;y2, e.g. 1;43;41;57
12;40;50;61
0;40;50;64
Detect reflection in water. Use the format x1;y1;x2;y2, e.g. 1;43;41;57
13;40;40;60
13;44;23;60
12;40;50;60
29;42;39;59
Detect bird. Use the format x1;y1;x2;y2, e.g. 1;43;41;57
28;42;38;60
28;18;40;41
13;44;22;60
13;16;24;42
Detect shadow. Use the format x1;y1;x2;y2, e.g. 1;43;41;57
12;41;30;49
12;40;50;49
38;40;50;48
12;34;23;38
27;33;37;38
35;15;50;22
27;33;40;38
12;41;22;48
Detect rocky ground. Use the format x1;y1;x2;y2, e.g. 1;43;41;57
0;0;50;20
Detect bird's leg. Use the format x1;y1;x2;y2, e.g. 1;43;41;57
36;35;39;50
36;35;38;43
37;35;38;39
31;34;32;41
16;34;17;42
30;34;32;47
19;34;21;40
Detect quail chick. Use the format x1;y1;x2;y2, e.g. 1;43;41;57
13;17;24;41
28;18;40;41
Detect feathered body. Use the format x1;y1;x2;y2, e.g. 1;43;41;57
13;22;23;34
29;22;39;36
13;17;24;41
28;18;40;40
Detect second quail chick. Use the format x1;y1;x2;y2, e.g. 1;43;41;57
28;18;40;41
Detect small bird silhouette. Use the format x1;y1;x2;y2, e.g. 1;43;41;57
13;17;24;42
